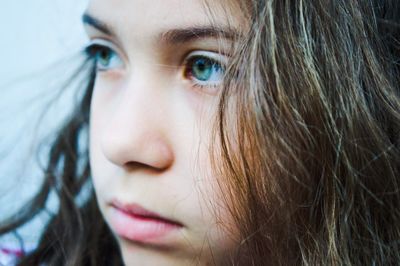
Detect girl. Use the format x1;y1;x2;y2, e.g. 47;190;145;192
1;0;400;265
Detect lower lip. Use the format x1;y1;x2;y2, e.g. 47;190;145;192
109;207;182;244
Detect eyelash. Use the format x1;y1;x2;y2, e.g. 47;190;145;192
85;42;123;72
85;44;109;60
84;42;225;90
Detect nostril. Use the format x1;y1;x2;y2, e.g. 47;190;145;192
123;161;170;173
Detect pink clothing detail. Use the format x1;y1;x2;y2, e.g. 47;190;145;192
1;247;24;257
0;247;23;265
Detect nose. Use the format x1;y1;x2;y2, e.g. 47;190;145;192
99;71;174;171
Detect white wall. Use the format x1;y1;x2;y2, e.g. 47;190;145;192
0;0;89;247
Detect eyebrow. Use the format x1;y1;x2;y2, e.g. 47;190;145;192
160;27;239;43
82;13;114;36
82;13;239;44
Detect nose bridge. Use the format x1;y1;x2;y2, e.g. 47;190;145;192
101;66;174;170
128;62;171;125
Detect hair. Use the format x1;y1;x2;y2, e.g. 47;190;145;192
213;0;400;265
1;0;400;265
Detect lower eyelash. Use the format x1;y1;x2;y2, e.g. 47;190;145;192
191;83;221;90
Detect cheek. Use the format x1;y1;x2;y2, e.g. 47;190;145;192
88;122;107;204
88;85;114;200
189;128;240;254
175;91;239;247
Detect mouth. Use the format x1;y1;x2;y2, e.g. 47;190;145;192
109;200;183;245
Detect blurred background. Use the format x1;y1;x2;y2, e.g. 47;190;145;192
0;0;89;248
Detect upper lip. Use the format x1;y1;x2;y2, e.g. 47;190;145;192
110;199;183;226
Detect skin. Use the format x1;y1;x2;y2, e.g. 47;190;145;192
85;0;244;265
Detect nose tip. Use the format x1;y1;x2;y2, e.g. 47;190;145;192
99;93;174;172
101;131;174;171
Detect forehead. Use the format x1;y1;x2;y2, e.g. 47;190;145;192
86;0;242;36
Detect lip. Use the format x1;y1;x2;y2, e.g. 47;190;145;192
109;200;183;245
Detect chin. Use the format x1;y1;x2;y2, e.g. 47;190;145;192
117;238;200;266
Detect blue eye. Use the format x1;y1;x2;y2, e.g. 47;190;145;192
185;53;225;88
85;41;124;71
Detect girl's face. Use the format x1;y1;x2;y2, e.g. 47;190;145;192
86;0;243;265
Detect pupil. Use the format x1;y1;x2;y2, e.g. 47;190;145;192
197;61;206;71
194;58;212;81
99;50;110;64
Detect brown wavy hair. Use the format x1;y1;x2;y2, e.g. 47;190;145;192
212;0;400;265
1;0;400;265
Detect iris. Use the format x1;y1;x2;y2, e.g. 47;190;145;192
189;56;224;83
